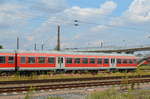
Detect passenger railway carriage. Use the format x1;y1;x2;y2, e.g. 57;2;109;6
0;49;137;72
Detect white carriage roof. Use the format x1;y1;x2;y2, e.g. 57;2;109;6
0;49;135;57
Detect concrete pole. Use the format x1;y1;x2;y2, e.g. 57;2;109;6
56;25;60;51
17;37;19;50
34;43;36;51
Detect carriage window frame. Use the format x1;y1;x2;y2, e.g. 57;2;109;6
48;57;55;64
66;57;72;64
129;59;133;64
74;58;80;64
82;58;88;64
38;57;45;64
123;59;128;64
134;59;137;64
97;58;102;64
28;56;36;64
8;56;14;64
104;58;109;64
117;59;122;64
0;56;5;64
90;58;95;64
20;56;26;64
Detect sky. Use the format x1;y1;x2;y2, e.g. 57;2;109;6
0;0;150;50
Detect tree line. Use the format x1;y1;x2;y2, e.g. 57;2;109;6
0;45;3;49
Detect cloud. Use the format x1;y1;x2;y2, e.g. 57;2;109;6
64;1;117;20
1;0;149;49
124;0;150;23
90;25;108;32
28;0;68;14
27;1;117;49
0;0;68;49
0;3;32;30
68;0;150;48
0;2;34;49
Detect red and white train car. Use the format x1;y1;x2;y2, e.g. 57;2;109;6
0;49;138;72
0;50;16;71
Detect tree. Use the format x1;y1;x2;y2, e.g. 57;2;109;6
0;45;3;49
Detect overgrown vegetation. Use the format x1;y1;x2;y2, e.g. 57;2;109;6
24;86;35;99
0;69;150;81
138;65;150;69
86;88;150;99
22;67;149;99
0;65;149;81
47;97;63;99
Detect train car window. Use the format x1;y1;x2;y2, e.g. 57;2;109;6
20;57;26;64
97;58;102;64
104;58;109;64
134;59;137;64
61;57;63;63
8;56;14;64
117;59;121;64
74;58;80;64
66;58;72;64
0;56;5;63
28;57;35;64
129;59;133;64
90;58;95;64
82;58;88;64
38;57;45;64
111;59;115;63
48;57;54;64
123;59;127;64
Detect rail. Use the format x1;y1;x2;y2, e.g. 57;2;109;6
0;78;150;93
0;75;150;85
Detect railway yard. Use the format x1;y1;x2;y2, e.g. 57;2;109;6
0;67;150;99
0;47;150;99
1;0;150;98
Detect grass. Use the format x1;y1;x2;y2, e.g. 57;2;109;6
24;86;35;99
0;65;150;81
0;71;150;81
138;65;150;69
85;88;150;99
47;97;63;99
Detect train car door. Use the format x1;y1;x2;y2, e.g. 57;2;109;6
110;58;116;68
56;57;64;69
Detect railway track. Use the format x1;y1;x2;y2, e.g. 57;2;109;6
0;75;150;94
0;78;150;94
0;75;150;85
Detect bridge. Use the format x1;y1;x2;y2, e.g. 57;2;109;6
64;46;150;54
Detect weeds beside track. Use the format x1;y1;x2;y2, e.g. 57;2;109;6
0;75;150;94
